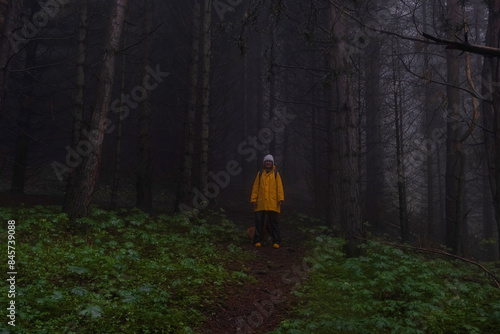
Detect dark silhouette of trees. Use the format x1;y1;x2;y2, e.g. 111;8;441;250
0;0;499;260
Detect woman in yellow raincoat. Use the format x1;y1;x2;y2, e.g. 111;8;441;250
250;154;284;248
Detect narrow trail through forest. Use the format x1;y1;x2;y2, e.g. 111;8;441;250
202;203;310;334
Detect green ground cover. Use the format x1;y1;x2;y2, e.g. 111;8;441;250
2;206;499;334
0;206;253;333
271;230;500;334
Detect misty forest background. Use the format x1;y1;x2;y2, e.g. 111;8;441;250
1;0;500;262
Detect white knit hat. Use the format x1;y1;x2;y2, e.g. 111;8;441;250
263;154;274;164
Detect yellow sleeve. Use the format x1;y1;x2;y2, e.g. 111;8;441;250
276;172;284;202
250;173;260;203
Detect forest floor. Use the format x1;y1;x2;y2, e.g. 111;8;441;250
3;191;500;333
0;190;314;333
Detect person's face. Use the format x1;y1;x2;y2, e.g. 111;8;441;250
264;160;273;168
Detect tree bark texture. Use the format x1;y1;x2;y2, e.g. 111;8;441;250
66;0;128;223
329;2;364;257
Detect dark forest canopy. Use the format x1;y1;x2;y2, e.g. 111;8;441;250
1;0;500;260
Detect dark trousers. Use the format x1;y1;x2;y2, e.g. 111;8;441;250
253;210;281;245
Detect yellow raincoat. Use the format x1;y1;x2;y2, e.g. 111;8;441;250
250;166;284;213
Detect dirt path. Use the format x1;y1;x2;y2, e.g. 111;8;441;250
202;205;310;334
202;244;308;333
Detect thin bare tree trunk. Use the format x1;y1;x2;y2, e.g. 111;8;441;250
423;0;438;242
136;0;153;212
176;0;202;211
445;0;463;254
199;0;212;194
392;42;409;242
10;0;39;194
487;0;500;259
485;0;500;260
111;24;127;207
363;0;384;231
483;0;500;260
269;11;285;168
260;10;272;158
443;3;479;255
66;0;128;224
10;41;37;194
326;87;337;227
64;0;88;210
0;0;24;122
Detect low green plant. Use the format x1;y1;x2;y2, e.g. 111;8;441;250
0;206;253;333
271;233;500;334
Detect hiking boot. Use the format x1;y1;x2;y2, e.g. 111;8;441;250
255;243;261;247
273;244;279;249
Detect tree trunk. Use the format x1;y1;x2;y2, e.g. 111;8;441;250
199;0;212;195
422;0;439;242
484;0;500;260
0;0;24;122
136;0;153;212
10;0;38;194
363;0;384;231
326;86;338;227
494;92;500;260
65;0;128;224
486;1;500;259
329;2;364;257
176;0;201;211
444;0;463;254
111;22;128;207
392;44;409;242
482;0;500;260
64;0;88;211
312;91;321;213
444;5;479;256
269;15;286;169
261;10;272;159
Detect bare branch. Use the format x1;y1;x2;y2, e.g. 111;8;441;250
423;32;500;58
116;22;164;54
